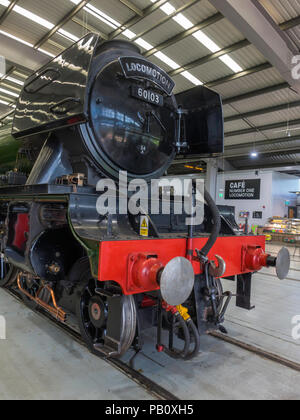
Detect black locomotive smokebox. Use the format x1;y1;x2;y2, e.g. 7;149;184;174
82;47;176;179
12;33;176;181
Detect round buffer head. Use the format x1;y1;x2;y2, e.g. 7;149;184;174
160;257;195;306
276;247;290;280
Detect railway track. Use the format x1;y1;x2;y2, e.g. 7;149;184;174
260;271;299;282
3;287;179;401
4;285;300;399
210;331;300;374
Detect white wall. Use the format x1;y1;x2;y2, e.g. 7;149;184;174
216;170;272;226
216;170;299;227
271;172;298;218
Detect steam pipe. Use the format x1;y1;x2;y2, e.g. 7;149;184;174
187;180;197;261
200;189;221;258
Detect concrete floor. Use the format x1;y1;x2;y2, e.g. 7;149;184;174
0;243;300;400
0;291;153;400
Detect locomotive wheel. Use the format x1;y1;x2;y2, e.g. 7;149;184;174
74;257;136;357
215;278;224;312
0;254;18;288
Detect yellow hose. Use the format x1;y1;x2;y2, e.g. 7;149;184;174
176;305;191;322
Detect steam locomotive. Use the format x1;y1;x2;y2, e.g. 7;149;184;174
0;33;290;360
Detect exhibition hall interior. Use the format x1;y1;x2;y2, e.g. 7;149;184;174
0;0;300;402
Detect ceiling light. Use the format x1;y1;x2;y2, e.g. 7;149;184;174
182;71;203;86
0;99;9;106
123;29;136;40
0;87;18;97
220;55;243;73
193;31;243;73
149;1;243;74
37;48;56;58
81;7;118;29
6;76;24;86
251;152;258;158
173;13;193;30
135;38;153;51
0;30;62;57
14;5;54;30
0;0;10;7
3;2;78;43
160;3;176;15
184;165;204;171
86;3;121;27
193;31;220;53
0;30;33;47
154;51;179;69
70;0;120;29
152;1;194;30
58;29;79;42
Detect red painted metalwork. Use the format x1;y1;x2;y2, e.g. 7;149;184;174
242;245;269;271
12;214;29;251
141;296;157;308
98;235;266;296
162;301;178;315
156;345;164;353
127;253;164;293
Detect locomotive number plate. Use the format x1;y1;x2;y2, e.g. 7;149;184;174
131;86;164;107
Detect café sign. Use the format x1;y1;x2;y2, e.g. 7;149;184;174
225;179;261;200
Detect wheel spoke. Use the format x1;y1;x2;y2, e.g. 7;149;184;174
79;289;107;346
86;286;93;297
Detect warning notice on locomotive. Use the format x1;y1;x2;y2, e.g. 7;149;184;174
225;179;261;200
119;57;175;95
140;216;149;237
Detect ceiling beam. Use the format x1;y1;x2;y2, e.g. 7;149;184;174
160;11;299;81
219;17;300;105
142;11;300;69
130;0;201;43
280;15;300;31
0;34;48;72
225;134;300;151
34;0;90;49
109;0;170;39
0;109;14;121
203;157;235;171
225;99;300;122
71;17;108;40
0;0;19;25
222;82;289;105
169;39;250;77
226;146;300;159
119;0;143;16
0;106;10;117
172;158;206;166
0;93;14;102
209;0;300;94
0;66;15;83
206;63;272;88
225;117;300;138
144;12;223;58
231;160;300;170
